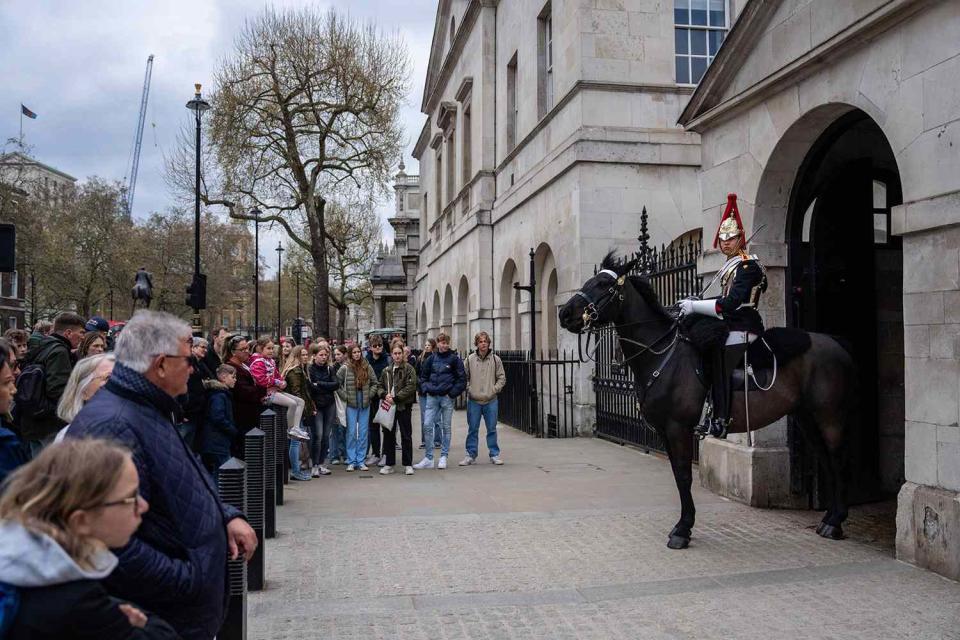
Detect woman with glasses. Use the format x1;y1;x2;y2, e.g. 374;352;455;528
0;438;178;639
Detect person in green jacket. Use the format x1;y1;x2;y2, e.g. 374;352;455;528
282;346;317;481
377;339;418;476
336;345;380;471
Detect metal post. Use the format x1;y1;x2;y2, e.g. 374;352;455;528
216;458;247;640
295;270;300;321
259;409;277;538
275;242;284;340
243;427;266;591
30;271;36;326
186;84;210;335
512;248;539;437
251;208;260;339
274;404;288;502
108;287;114;322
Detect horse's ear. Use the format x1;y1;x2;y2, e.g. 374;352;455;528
618;258;639;276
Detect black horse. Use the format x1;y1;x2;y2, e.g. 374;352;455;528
558;253;858;549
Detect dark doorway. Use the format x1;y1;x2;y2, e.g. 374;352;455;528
788;111;904;509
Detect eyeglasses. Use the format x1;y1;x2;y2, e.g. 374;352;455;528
98;491;143;515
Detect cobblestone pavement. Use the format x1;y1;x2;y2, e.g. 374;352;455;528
249;412;960;639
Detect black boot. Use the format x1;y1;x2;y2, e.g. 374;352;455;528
709;343;748;439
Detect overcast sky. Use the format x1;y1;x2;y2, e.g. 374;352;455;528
0;0;435;272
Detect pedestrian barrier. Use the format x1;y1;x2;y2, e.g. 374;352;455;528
273;405;288;504
259;409;278;538
243;427;266;591
217;458;247;640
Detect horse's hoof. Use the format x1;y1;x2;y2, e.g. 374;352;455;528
817;524;844;540
815;522;826;535
667;535;690;549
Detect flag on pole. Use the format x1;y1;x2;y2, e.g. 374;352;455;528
20;104;37;119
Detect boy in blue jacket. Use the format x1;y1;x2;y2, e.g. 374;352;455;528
413;333;466;470
201;364;239;482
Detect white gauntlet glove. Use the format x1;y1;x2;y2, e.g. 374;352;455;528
679;299;721;318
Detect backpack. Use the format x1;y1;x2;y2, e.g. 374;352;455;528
15;343;58;418
0;581;20;637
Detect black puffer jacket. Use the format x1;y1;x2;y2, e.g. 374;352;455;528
308;363;340;408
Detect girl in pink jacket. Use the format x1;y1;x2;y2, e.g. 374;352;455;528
249;338;310;442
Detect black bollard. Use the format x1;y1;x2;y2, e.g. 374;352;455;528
259;409;277;539
243;427;266;591
274;404;288;504
217;458;247;640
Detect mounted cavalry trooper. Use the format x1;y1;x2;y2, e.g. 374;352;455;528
679;194;767;438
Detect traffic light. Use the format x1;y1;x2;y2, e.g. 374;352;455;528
292;317;303;344
185;273;207;310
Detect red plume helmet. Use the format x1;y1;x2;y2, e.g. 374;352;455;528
712;193;746;249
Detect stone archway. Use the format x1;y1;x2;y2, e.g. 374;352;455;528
431;291;441;338
442;284;454;337
418;302;428;344
533;243;557;355
455;275;470;353
498;259;518;350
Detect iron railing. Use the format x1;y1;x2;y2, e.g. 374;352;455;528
593;208;702;458
496;349;579;438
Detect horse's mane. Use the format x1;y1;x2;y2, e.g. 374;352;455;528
627;275;674;323
600;251;620;272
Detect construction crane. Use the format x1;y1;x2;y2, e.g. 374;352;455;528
122;54;154;218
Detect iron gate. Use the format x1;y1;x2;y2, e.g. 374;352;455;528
497;349;579;438
593;209;703;457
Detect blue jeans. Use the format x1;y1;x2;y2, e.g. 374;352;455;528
312;404;336;464
329;422;346;461
345;395;370;465
419;393;441;447
422;395;454;460
466;398;500;459
288;439;308;478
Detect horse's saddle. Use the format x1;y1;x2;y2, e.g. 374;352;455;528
730;363;774;392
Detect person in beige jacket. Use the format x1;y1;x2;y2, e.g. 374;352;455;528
459;331;507;466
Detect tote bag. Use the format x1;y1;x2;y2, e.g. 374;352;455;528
373;372;396;428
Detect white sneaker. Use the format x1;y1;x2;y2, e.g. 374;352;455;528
288;426;311;441
438;456;447;470
404;466;415;475
359;464;369;471
318;465;331;476
379;466;394;475
378;455;387;467
346;464;355;472
458;456;475;466
413;457;434;469
365;455;379;465
311;465;320;478
491;456;504;465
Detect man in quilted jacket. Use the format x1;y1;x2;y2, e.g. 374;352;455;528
67;310;258;640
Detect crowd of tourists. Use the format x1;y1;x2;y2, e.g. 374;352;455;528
0;309;507;639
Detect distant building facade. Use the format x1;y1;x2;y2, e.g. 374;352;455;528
0;152;77;329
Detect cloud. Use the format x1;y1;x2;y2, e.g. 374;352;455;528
1;0;435;268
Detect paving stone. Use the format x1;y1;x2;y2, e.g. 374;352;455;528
249;412;960;639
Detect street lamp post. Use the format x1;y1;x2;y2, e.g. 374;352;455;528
185;83;210;335
294;270;301;320
275;242;284;340
513;248;539;436
250;207;261;338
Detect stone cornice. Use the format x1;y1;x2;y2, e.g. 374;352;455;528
422;0;484;113
413;118;431;159
680;0;931;131
438;101;458;130
455;77;474;103
496;80;695;173
429;133;443;150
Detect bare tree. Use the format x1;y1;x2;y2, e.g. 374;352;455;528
326;202;380;341
167;6;408;338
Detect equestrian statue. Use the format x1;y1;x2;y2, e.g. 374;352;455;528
559;194;858;550
131;267;153;312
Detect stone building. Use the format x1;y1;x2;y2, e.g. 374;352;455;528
0;152;77;330
371;162;422;335
678;0;960;581
412;0;726;420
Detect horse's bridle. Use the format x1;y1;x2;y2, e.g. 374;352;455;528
573;269;626;330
